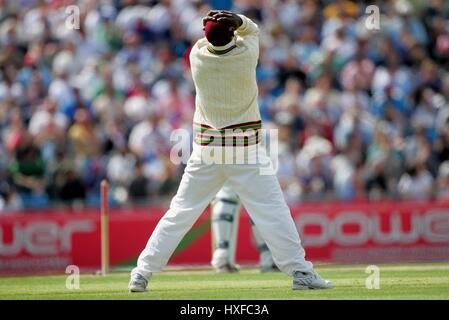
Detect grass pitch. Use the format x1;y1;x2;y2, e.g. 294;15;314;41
0;263;448;300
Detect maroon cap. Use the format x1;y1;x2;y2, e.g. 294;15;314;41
204;20;234;46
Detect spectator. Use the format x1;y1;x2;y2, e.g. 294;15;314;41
129;160;151;203
59;169;86;207
68;108;100;158
9;133;46;195
365;122;404;199
398;163;434;200
436;161;449;199
0;181;23;213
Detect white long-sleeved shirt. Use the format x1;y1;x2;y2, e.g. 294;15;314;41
189;15;261;132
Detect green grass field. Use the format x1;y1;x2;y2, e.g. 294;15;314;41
1;263;448;300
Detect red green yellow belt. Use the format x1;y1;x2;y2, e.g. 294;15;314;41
193;120;262;147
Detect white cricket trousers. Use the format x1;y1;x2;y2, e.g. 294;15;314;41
131;144;313;279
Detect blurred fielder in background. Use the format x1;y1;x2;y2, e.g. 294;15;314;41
211;183;278;273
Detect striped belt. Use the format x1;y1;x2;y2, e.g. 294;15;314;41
193;120;262;147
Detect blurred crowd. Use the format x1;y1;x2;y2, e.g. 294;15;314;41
1;0;449;212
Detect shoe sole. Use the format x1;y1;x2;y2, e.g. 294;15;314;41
129;289;148;293
129;287;148;293
292;285;332;290
293;285;312;290
292;282;333;290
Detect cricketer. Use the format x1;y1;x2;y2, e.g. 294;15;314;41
128;10;332;292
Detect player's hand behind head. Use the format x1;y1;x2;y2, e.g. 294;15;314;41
202;10;243;31
202;10;220;27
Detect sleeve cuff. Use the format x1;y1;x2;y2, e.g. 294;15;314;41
237;14;248;31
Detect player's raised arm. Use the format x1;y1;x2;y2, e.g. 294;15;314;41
235;14;259;39
235;14;259;58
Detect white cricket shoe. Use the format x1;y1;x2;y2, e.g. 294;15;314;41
128;273;149;292
292;270;332;290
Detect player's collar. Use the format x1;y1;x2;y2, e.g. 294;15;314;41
207;38;237;55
